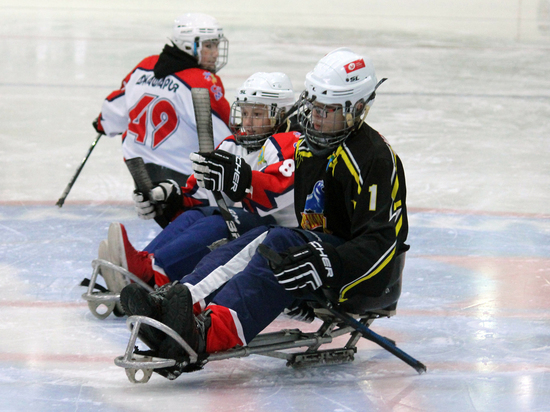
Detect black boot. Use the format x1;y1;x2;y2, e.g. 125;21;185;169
158;283;209;362
120;283;175;351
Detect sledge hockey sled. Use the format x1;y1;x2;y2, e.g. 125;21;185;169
114;253;427;383
82;258;154;319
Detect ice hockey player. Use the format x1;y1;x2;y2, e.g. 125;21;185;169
100;72;301;309
93;13;231;186
120;48;409;376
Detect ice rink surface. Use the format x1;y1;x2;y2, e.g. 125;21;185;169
1;1;549;411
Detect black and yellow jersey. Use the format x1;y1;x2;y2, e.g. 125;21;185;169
294;123;409;302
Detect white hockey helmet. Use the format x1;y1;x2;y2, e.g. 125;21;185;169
298;48;379;151
171;13;228;72
230;72;295;150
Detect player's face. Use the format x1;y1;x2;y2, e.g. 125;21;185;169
241;104;272;135
310;102;346;133
200;40;219;72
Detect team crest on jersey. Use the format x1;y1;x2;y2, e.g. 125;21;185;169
211;84;223;101
203;72;215;82
257;146;267;167
301;180;327;231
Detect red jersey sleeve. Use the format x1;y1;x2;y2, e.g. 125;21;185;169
241;132;300;214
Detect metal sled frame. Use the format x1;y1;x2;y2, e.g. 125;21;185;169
114;305;426;384
82;259;154;319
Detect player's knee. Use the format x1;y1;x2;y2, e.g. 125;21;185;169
263;227;305;252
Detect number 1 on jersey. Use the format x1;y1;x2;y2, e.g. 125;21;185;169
368;184;377;211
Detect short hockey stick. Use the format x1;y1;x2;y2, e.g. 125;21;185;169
56;133;102;207
125;157;169;228
257;244;427;374
191;88;239;240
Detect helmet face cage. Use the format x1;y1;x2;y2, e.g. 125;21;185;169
172;13;229;73
230;102;284;150
230;72;295;150
298;91;363;152
194;36;228;73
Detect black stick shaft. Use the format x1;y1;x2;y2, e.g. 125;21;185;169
309;294;427;374
56;133;102;207
125;157;169;228
257;244;426;374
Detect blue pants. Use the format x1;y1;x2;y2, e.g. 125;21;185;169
182;226;344;343
145;207;275;282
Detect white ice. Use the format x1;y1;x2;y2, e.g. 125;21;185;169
1;1;549;411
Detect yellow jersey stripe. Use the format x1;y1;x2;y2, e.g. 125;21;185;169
339;245;396;302
395;214;403;236
333;147;362;195
391;175;399;200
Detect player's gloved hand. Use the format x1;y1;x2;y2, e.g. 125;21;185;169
284;300;315;323
190;150;252;202
133;191;155;220
258;242;341;297
133;180;183;221
92;116;105;135
149;180;181;204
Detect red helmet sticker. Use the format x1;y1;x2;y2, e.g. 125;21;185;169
344;59;366;73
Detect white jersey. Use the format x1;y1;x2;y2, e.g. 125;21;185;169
100;55;231;176
182;132;301;228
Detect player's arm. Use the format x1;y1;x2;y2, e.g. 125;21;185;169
98;57;159;137
332;151;404;301
241;133;299;214
96;70;134;136
133;174;212;222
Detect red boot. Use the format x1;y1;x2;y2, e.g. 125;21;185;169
108;222;154;283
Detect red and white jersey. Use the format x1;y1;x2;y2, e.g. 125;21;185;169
182;131;301;227
99;55;231;176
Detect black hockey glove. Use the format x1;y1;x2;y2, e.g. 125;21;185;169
259;242;340;297
190;150;252;202
284;300;315;323
92;116;105;135
133;180;183;222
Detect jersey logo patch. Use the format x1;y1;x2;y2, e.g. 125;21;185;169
300;180;326;231
257;146;267;166
211;85;223;101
